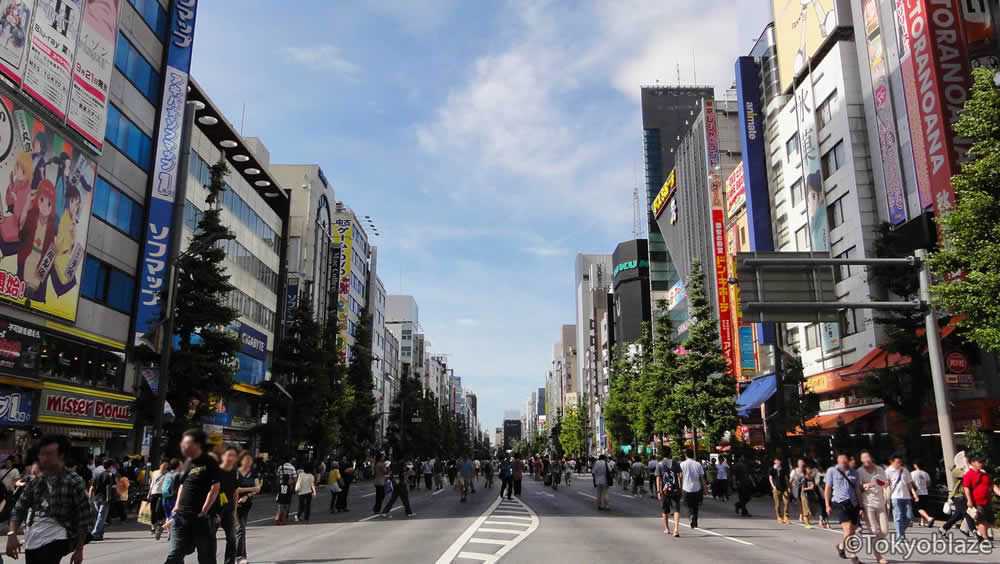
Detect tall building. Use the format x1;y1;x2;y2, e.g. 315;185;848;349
332;202;370;362
368;251;389;444
385;295;418;379
574;253;611;456
611;239;652;342
503;419;522;450
641;86;715;305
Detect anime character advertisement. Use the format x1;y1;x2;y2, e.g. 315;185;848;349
0;94;95;322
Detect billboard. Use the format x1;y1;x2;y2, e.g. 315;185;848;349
235;321;267;386
725;161;746;218
67;0;120;150
0;94;95;321
0;386;33;425
862;0;908;224
772;0;840;93
22;0;83;121
334;217;352;356
899;0;972;214
0;0;33;84
133;0;198;347
651;169;676;218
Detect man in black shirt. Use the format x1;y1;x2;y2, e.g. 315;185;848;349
769;457;790;524
164;429;221;564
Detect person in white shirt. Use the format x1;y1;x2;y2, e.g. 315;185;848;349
591;454;613;511
293;463;317;522
715;457;730;501
679;449;706;528
911;461;934;527
857;451;889;563
885;454;918;539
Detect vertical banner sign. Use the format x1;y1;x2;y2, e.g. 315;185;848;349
0;95;96;321
0;0;33;85
333;219;352;359
863;0;907;225
702;98;737;377
132;0;198;347
894;0;933;208
901;0;972;215
22;0;83;120
67;0;119;150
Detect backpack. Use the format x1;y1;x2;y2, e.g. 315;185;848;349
659;461;679;496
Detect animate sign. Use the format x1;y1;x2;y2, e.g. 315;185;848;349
613;259;648;277
651;169;677;218
38;387;133;426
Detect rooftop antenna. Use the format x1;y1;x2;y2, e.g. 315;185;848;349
239;103;246;136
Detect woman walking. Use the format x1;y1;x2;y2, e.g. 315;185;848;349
328;462;343;513
295;462;317;521
235;452;260;564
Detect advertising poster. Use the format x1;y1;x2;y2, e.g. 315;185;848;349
0;95;95;321
0;0;33;85
0;315;40;377
235;321;267;386
739;326;756;371
899;0;972;214
334;218;352;356
863;0;907;225
133;0;198;347
772;0;839;92
67;0;119;150
725;161;746;219
22;0;83;121
0;386;33;425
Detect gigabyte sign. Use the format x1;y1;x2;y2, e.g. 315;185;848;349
613;259;649;277
652;169;677;218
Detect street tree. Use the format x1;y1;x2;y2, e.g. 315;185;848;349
604;342;637;451
338;309;378;461
671;261;736;455
646;303;680;443
929;68;1000;351
166;158;240;449
559;405;585;458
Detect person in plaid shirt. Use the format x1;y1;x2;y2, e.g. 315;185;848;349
5;435;94;564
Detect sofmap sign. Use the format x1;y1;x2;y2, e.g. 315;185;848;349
133;0;198;348
0;315;41;378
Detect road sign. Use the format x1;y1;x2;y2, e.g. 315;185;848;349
737;252;838;322
945;351;969;374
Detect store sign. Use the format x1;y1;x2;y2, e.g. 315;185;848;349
22;0;83;120
738;326;756;370
945;373;975;390
235;322;267;386
238;322;267;359
651;169;677;218
0;95;97;322
613;259;648;278
0;316;41;378
0;387;33;425
38;387;134;426
133;0;199;348
725;161;746;218
945;351;970;374
901;0;972;213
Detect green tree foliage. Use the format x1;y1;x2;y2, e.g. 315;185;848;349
603;343;636;450
387;374;422;459
631;323;655;445
929;68;1000;351
559;405;585;458
780;353;819;436
338;308;378;460
671;261;736;454
548;411;563;459
167;158;240;446
647;302;681;441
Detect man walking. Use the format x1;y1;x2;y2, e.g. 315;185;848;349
646;456;658;499
498;457;513;500
371;453;386;514
962;454;996;547
825;452;862;563
910;461;933;527
715;456;730;501
732;456;753;517
380;459;414;519
421;459;433;491
679;449;705;529
163;429;221;564
6;435;93;564
769;457;790;524
458;457;475;502
656;447;682;537
857;451;889;563
591;454;612;511
89;460;114;541
885;454;917;539
432;458;444;491
512;457;524;496
630;457;644;497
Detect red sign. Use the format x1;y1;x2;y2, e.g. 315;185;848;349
945;351;970;374
39;389;134;425
712;209;737;375
902;0;973;213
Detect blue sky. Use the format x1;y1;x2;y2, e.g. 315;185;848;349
191;1;770;434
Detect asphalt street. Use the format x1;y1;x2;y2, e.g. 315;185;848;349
73;475;996;564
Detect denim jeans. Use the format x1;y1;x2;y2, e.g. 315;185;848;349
164;512;217;564
92;499;109;538
892;498;913;538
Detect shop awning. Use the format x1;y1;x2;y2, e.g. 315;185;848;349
736;373;777;417
799;405;882;433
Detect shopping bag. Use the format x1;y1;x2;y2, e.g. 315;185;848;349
138;500;152;525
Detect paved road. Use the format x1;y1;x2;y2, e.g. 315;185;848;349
75;475;995;564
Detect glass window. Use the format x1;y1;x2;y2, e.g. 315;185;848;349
827;196;846;230
795;226;809;251
105;104;153;170
81;256;105;300
107;270;135;314
93;177;142;240
816;90;838;130
114;33;160;102
821;140;846;180
785;327;800;349
786;132;799;159
790;179;804;208
839;309;860;337
835;246;855;283
805;324;820;350
80;255;135;314
127;0;168;42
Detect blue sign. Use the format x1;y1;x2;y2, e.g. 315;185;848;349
235;322;267;386
0;387;34;426
133;0;200;347
739;326;756;370
735;56;775;345
238;322;268;360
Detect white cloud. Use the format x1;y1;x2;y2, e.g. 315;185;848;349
524;245;568;257
456;318;480;327
281;44;359;77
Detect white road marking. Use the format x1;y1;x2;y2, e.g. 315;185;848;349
359;504;404;522
578;491;597;500
433;488;447;495
793;521;841;535
435;496;540;564
679;522;753;546
362;492;375;498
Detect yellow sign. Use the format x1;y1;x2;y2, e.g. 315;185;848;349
333;219;354;356
651;169;677;218
772;0;840;93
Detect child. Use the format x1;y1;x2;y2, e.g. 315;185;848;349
275;470;293;525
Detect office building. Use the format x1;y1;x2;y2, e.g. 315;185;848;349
385;295;418;380
503;419;522;450
331;202;370;362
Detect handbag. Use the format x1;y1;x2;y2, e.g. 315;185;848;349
137;500;152;525
329;481;342;494
966;506;978;519
942;499;953;515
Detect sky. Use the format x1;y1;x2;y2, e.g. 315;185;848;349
191;0;771;434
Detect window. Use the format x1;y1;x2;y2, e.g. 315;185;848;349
821;140;846;180
835;246;855;283
795;226;809;251
786;132;800;159
839;309;860;337
790;179;804;208
114;33;160;102
93;177;143;239
805;324;820;351
127;0;168;42
816;90;838;130
827;196;846;230
785;327;800;350
81;256;135;314
105;104;153;170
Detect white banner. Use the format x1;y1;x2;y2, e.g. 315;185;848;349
22;0;82;120
66;0;118;149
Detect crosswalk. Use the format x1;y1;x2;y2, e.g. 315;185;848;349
436;496;540;564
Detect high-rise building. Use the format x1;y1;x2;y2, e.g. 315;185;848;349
611;239;652;343
574;253;611;456
331;202;371;362
385;295;418;379
641;86;715;306
503;419;522;450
